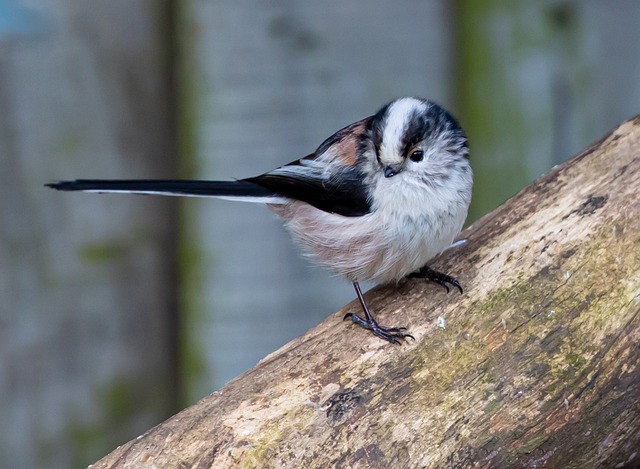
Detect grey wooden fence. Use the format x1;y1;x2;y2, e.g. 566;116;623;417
1;1;639;467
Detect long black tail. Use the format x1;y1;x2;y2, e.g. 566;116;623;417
45;179;280;201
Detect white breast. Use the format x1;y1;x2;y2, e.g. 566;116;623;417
269;179;469;284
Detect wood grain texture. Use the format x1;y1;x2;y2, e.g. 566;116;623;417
95;116;640;468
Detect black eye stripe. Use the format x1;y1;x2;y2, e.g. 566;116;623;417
401;110;429;157
370;102;391;159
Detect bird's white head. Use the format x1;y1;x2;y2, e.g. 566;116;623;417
361;97;472;215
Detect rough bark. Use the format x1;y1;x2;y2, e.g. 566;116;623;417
94;116;640;468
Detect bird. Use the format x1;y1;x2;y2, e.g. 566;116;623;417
47;97;472;344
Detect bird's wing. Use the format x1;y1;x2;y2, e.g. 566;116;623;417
245;117;374;217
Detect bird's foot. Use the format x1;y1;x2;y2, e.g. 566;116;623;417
407;266;463;294
343;312;415;344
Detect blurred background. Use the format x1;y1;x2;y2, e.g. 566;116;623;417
1;0;639;467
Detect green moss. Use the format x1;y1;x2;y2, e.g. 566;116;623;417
60;378;149;468
100;380;140;423
239;405;317;467
565;351;587;369
483;396;502;414
56;131;84;158
178;222;207;405
517;434;549;455
78;240;129;264
67;420;107;468
406;212;637;454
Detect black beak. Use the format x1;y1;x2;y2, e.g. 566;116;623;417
384;166;399;178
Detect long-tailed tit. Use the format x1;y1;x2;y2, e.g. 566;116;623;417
47;97;472;344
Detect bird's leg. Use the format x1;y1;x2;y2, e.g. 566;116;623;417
407;266;463;294
343;281;414;344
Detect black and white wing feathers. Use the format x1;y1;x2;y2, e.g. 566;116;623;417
246;162;370;217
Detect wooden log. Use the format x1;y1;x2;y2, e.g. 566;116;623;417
94;115;640;468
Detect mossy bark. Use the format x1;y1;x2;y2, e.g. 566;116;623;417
94;116;640;468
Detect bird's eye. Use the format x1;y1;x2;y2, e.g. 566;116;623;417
409;149;424;162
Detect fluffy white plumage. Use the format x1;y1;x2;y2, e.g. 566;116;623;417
271;97;471;284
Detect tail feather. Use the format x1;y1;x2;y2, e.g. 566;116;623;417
45;179;286;203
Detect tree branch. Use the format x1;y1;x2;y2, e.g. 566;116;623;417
94;116;640;468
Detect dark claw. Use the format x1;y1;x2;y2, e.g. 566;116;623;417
407;266;463;294
344;312;415;344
